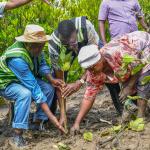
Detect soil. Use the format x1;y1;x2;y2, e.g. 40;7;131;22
0;86;150;150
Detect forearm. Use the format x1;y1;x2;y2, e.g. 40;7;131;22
74;98;95;125
40;102;59;126
45;73;54;83
80;71;87;81
99;20;107;44
138;18;149;32
5;0;32;10
75;71;87;87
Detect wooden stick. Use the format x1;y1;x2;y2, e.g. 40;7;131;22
61;71;68;133
99;118;112;125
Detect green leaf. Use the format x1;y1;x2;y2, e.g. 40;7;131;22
59;50;66;63
62;62;70;71
83;131;93;142
100;129;111;137
129;118;145;132
141;75;150;85
122;54;135;64
127;96;141;100
64;52;72;63
110;125;122;133
58;142;70;150
131;64;145;75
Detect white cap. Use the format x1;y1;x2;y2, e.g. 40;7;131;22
78;45;101;69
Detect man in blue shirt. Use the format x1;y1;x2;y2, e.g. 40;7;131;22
0;24;65;148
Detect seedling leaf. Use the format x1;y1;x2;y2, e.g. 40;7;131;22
83;131;93;142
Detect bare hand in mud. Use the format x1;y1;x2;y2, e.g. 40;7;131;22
70;125;80;136
56;122;66;134
52;117;66;134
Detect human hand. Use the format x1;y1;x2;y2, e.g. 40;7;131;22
52;117;66;133
51;79;65;90
62;81;82;98
70;124;80;136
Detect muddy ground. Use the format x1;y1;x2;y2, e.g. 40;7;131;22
0;86;150;150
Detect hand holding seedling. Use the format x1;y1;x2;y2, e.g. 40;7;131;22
62;80;82;98
58;46;73;133
51;78;65;91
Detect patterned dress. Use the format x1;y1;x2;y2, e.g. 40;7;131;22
84;31;150;100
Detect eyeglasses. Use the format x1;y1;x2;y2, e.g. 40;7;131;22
61;40;78;47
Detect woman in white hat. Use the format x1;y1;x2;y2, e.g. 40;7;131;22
0;24;65;148
71;31;150;134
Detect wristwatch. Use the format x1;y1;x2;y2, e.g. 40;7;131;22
79;79;85;84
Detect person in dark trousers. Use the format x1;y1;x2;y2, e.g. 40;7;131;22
48;16;104;125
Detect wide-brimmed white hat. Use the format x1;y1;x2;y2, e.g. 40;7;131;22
78;45;101;69
15;24;51;43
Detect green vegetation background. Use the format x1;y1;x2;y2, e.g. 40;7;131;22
0;0;149;53
0;0;149;104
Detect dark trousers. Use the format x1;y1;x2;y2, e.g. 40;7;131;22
105;83;123;115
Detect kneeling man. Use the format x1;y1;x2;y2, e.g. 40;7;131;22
0;25;65;147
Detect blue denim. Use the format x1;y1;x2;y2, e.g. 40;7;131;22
7;57;50;104
98;39;104;49
0;78;55;130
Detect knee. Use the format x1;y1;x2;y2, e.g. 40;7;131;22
21;88;32;100
46;84;55;96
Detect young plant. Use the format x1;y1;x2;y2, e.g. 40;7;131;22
122;54;150;81
122;54;150;101
58;45;73;133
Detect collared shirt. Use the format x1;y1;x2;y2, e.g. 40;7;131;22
7;54;51;104
49;19;100;70
84;31;150;100
98;0;144;38
0;2;6;18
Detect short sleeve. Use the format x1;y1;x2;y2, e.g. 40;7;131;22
98;0;109;21
48;41;61;71
86;20;99;45
84;71;105;100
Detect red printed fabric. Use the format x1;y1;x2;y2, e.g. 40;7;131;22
84;31;150;100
